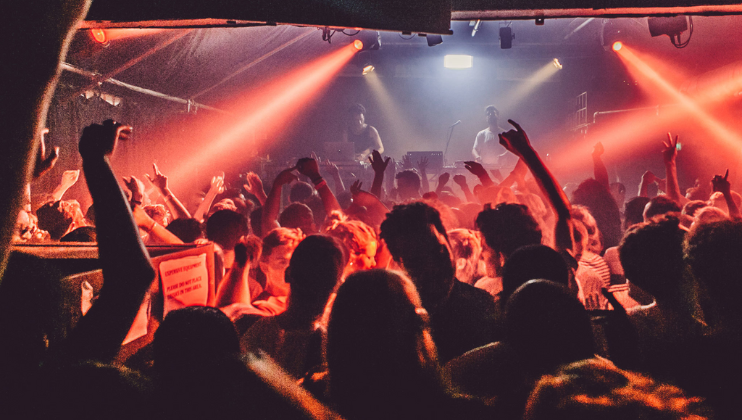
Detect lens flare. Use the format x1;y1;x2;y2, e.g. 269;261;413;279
354;40;363;50
612;41;622;51
90;29;107;44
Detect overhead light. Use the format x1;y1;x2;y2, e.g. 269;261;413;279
355;30;381;51
362;64;375;75
444;55;473;69
499;26;514;49
426;34;443;47
90;28;108;45
353;40;363;50
612;41;623;51
647;16;693;48
553;58;563;69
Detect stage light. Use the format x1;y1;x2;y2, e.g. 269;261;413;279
90;28;108;45
426;34;443;47
613;41;623;51
444;55;473;69
362;64;375;75
355;31;381;51
353;40;363;50
647;16;692;48
499;26;514;49
553;58;563;70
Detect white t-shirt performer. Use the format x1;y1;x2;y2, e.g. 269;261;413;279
472;105;507;166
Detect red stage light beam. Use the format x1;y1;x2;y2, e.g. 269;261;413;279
170;42;360;179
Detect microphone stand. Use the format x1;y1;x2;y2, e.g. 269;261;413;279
443;124;458;166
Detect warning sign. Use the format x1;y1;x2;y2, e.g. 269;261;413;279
160;253;208;315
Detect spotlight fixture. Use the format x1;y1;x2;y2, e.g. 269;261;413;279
362;64;375;75
499;26;514;49
444;55;473;69
647;16;693;48
353;40;363;50
426;34;443;47
355;30;381;51
612;41;623;51
535;18;545;26
90;28;108;45
552;58;563;70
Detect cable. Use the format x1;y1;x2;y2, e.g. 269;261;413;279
341;29;361;36
398;33;416;40
671;16;693;48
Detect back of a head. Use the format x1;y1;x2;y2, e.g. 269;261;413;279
504;280;595;373
326;219;377;266
36;201;73;240
644;195;681;221
684;219;742;315
501;245;569;301
206;209;248;250
286;235;346;307
571;178;622;249
475;203;542;258
395;169;422;194
624;196;650;230
166;218;203;243
279;202;315;233
154;306;240;376
60;226;97;243
571;205;603;255
525;358;705;420
619;216;686;301
380;201;447;261
327;269;440;416
682;200;707;218
289;181;314;203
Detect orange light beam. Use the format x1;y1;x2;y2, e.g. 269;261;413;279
616;44;742;151
172;42;359;179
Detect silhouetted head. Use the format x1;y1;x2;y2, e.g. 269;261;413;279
380;202;455;310
36;200;75;240
206;209;248;250
504;280;595;375
154;306;240;376
501;245;569;302
60;226;97;243
476;203;542;277
571;205;603;255
624;196;651;231
327;269;441;419
620;216;686;302
644;195;681;221
166;218;203;243
396;169;422;200
485;104;499;126
682;200;707;218
289;181;314;203
286;235;345;314
279;202;316;234
572;178;622;249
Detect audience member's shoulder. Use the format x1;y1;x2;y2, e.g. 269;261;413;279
455;279;497;304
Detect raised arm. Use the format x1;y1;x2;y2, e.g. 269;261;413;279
242;171;267;206
193;173;224;223
497;158;527;189
499;120;573;253
349;180;389;229
663;133;688;206
592;142;610;190
59;120;155;363
452;175;475;202
638;171;656;198
215;240;257;307
368;150;391;199
146;163;191;220
435;172;450;195
297;157;342;214
262;168;298;236
50;170;80;203
712;170;740;219
463;160;495;188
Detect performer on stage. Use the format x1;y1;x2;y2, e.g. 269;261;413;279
472;105;507;165
343;103;384;161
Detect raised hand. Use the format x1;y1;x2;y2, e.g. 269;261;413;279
592;141;605;158
350;180;363;196
453;174;468;187
145;163;168;192
242;172;264;196
123;175;145;203
296;157;322;181
324;159;340;178
33;128;59;180
662;132;678;164
498;119;532;157
274;167;298;187
78;119;132;161
641;170;657;184
463;161;488;178
438;172;450;188
417;156;429;173
712;169;731;194
368;150;391;174
210;172;225;194
60;169;80;188
402;154;413;170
